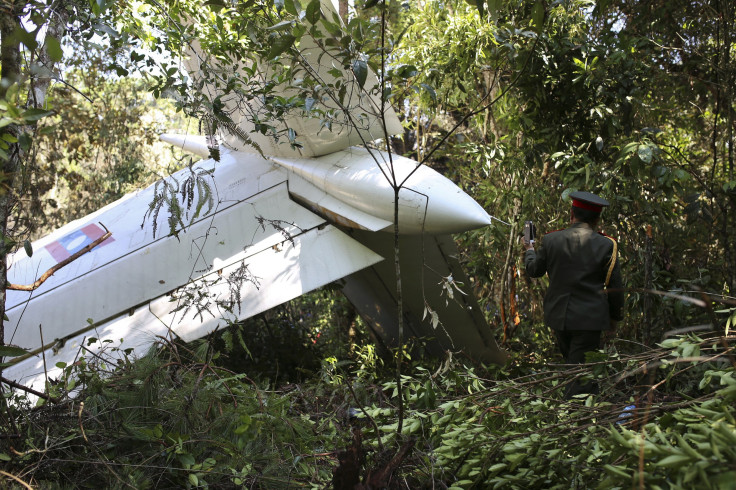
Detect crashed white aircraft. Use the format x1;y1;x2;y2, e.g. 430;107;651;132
3;1;506;392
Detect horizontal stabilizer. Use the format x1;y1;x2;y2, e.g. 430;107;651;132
4;148;384;393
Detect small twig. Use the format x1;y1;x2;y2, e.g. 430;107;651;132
0;376;59;403
40;324;49;390
80;344;113;364
78;401;88;442
0;470;33;490
202;364;240;408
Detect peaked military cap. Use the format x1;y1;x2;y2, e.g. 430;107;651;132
569;191;610;213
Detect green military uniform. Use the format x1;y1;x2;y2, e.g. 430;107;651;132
523;191;624;396
524;222;624;335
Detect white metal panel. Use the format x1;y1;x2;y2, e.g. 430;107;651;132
5;225;383;394
159;133;211;158
287;173;392;232
6;149;292;351
271;147;492;234
6;150;281;297
183;0;402;158
6;182;324;353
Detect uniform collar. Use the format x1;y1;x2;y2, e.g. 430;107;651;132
570;222;593;230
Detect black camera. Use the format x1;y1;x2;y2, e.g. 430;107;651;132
524;221;536;243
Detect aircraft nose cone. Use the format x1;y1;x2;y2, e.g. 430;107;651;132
422;187;491;234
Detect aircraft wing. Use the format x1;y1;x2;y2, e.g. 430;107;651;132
4;150;383;391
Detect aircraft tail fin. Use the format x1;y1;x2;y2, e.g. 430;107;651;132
341;230;508;365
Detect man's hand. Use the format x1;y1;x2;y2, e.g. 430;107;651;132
522;237;535;251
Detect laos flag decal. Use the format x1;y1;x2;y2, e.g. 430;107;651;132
45;223;114;263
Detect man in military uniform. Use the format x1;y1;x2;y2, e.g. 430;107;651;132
523;191;624;397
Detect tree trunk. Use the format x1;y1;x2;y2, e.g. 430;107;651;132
338;0;349;22
0;2;23;356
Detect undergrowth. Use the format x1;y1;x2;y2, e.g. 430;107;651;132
1;330;735;488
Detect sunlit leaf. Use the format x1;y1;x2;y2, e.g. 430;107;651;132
637;145;653;163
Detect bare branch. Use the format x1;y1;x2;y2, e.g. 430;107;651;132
0;375;58;403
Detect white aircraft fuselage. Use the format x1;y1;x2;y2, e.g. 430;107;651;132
2;0;507;395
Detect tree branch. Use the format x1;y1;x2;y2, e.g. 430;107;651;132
0;375;58;403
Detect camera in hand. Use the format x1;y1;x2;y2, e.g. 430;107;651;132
524;221;536;243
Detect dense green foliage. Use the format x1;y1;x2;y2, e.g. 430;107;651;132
2;325;735;488
2;0;736;488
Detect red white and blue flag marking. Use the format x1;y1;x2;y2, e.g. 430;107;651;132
45;223;114;263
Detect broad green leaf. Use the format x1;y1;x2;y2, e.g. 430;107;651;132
658;338;682;349
45;35;63;62
655;454;692;467
352;59;367;88
395;64;418;79
18;132;31;152
306;0;321;24
267;34;295;59
0;345;29;357
14;26;38;51
204;0;227;11
420;83;436;103
284;0;300;16
637;145;653;163
603;464;630;478
178;453;195;467
21;108;54;123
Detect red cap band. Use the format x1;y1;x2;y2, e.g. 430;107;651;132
572;198;603;212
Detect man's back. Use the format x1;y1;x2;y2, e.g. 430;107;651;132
525;222;622;331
